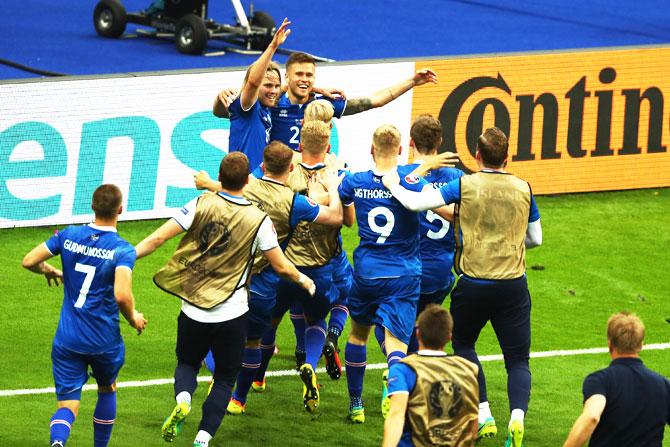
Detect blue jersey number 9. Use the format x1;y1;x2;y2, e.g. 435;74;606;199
368;206;395;243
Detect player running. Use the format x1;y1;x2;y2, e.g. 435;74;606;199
22;184;147;447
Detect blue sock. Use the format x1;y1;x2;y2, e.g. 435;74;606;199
50;407;75;446
93;392;116;447
345;343;366;407
290;309;306;355
327;305;349;338
204;350;215;374
304;320;327;368
254;327;277;382
387;350;406;368
232;348;261;404
373;326;386;355
407;327;419;354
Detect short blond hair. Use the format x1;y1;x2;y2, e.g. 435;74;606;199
607;312;645;354
300;120;331;154
373;124;401;156
304;99;334;124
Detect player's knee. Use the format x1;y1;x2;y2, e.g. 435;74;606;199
57;399;81;416
503;351;530;370
98;382;117;393
245;338;261;349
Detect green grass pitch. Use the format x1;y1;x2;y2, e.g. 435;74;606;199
0;188;668;446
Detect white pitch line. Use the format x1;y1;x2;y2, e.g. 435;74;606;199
1;343;668;398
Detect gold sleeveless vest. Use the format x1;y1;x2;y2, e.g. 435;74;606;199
401;354;479;447
244;177;296;274
454;172;531;280
153;192;266;309
284;163;340;267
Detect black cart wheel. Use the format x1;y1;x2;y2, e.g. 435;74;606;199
93;0;127;38
250;11;275;51
175;14;208;55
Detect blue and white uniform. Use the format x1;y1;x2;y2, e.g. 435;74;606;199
45;224;136;400
406;163;464;303
247;185;322;339
338;165;427;343
270;93;346;150
229;97;272;170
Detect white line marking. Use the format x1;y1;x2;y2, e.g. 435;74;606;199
1;343;668;397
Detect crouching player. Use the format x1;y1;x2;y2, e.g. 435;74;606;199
383;305;479;447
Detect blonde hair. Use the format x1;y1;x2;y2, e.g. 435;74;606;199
300;120;331;154
304;99;334;124
372;124;401;156
607;312;645;354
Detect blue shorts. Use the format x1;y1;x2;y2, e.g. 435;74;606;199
248;268;281;339
52;341;125;401
331;249;353;306
418;285;453;313
348;275;420;344
276;264;337;321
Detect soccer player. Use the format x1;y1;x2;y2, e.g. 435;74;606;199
214;51;439;154
211;18;291;169
218;141;344;415
338;124;451;423
21;184;147;447
563;312;670;447
382;127;543;446
273;120;355;413
374;115;464;354
383;305;479;447
134;153;316;447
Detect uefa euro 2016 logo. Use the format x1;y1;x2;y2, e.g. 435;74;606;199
198;221;230;256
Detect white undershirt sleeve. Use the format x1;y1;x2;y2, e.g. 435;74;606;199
525;219;542;248
256;216;279;252
388;183;446;212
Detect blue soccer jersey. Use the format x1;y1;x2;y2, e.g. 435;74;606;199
228;96;272;170
339;165;427;278
45;224;136;354
407;163;465;293
270;93;346;150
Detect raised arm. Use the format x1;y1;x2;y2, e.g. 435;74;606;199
409;152;460;177
212;88;238;118
135;219;185;259
22;243;63;286
114;267;147;334
239;18;291;110
342;68;437;116
312;170;344;226
382;171;447;212
563;394;606;447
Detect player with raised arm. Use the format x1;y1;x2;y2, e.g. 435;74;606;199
135;153;315;447
212;18;291;170
382;127;542;446
22;184;146;447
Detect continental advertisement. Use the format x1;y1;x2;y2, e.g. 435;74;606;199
1;46;668;228
413;46;670;194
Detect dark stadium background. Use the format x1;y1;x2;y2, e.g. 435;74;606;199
2;0;669;80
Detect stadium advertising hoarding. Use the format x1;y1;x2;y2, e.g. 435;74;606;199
413;46;670;194
1;46;669;228
0;63;414;228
